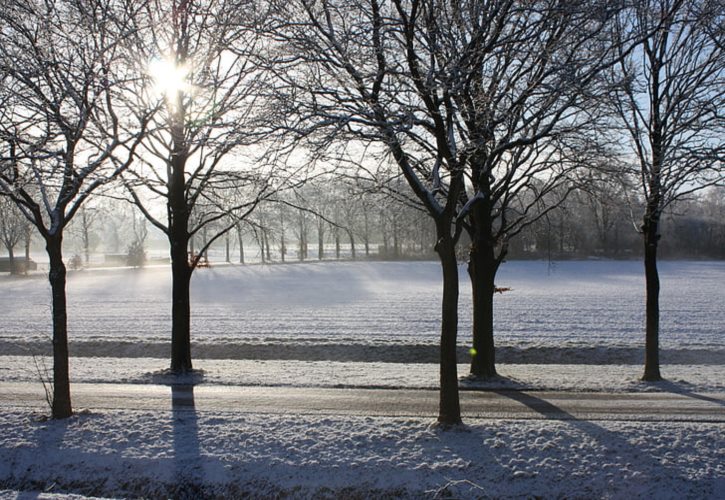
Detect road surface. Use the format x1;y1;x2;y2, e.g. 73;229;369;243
1;382;723;422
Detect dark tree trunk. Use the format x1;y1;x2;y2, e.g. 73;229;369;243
317;220;324;260
435;231;462;426
170;240;193;373
642;215;662;381
7;245;17;275
468;238;500;378
335;229;341;259
168;131;193;373
25;228;31;260
46;235;72;419
466;193;502;379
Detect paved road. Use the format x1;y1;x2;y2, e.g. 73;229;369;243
1;382;723;422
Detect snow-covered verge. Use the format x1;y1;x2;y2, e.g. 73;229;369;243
1;409;723;499
2;356;725;393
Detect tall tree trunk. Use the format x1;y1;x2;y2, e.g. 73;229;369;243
435;230;462;426
468;237;500;378
46;235;72;419
170;239;193;373
168;132;193;373
642;213;662;381
225;233;230;262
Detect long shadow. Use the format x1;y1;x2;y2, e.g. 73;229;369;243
488;390;712;495
170;383;204;498
652;380;725;407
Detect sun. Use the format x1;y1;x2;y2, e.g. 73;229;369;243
147;57;192;100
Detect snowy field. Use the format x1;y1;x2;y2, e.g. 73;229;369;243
1;259;724;360
1;260;724;498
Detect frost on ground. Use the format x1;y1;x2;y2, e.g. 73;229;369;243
0;409;723;499
2;357;725;393
1;260;723;358
1;260;724;498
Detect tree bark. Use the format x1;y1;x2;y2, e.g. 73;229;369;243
435;230;462;426
46;235;72;419
168;127;193;373
468;238;500;378
642;214;662;381
170;239;193;373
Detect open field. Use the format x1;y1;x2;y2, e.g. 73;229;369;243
1;260;723;361
1;260;723;498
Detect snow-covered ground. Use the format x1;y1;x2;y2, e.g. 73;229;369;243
1;260;724;498
1;260;723;356
1;409;723;499
2;357;725;393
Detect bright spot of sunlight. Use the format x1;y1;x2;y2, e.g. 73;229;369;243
147;57;192;100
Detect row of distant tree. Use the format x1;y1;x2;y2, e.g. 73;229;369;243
6;181;725;267
1;0;723;424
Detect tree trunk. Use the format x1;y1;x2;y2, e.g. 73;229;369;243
264;230;271;262
7;245;17;275
335;229;341;259
170;240;193;373
468;238;500;378
348;229;356;260
46;235;72;419
435;232;462;426
168;138;193;373
363;209;370;257
225;234;230;262
237;225;245;264
317;220;324;260
25;227;31;260
642;216;662;381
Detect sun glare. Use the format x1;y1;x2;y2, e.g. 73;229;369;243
147;58;191;99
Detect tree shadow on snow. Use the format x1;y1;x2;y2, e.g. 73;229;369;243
490;390;707;496
169;383;205;498
649;380;725;408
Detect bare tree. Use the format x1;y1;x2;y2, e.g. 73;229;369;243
450;1;630;379
0;0;148;418
273;0;475;425
121;0;279;373
0;196;28;273
610;0;724;381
